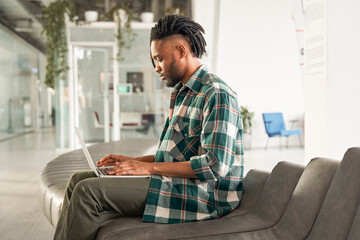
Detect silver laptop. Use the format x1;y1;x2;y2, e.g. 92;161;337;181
74;126;150;178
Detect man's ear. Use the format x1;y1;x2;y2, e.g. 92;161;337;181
177;44;187;59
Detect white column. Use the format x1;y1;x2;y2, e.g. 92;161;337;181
67;23;76;149
326;0;360;159
304;0;360;160
103;49;110;142
113;40;120;141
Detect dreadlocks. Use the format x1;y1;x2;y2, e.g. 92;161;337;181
150;15;207;60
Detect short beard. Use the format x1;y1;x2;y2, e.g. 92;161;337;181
165;75;182;88
165;56;182;88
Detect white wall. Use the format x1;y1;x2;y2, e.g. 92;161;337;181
192;0;360;160
191;0;217;71
215;0;304;148
303;0;360;161
326;0;360;159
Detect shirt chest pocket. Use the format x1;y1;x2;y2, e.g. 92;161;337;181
169;121;202;161
174;121;201;139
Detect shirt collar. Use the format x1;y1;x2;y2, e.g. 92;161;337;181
168;65;207;121
171;65;208;95
184;65;207;94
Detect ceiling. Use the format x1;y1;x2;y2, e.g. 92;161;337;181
0;0;191;54
0;0;117;53
0;0;46;52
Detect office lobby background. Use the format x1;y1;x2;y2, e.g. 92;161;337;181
0;0;359;239
0;0;359;161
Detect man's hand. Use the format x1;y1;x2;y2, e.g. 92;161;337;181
97;154;196;178
96;154;134;167
107;160;153;176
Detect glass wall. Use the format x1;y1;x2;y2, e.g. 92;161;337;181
0;24;45;141
75;46;113;143
59;22;170;149
117;28;169;140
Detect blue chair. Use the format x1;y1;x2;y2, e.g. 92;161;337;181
262;112;302;149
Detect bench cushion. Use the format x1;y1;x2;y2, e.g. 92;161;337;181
96;161;304;240
346;204;360;240
181;157;340;240
306;147;360;240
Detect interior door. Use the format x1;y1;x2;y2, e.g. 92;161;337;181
73;46;112;143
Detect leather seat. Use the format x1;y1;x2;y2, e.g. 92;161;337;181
41;143;360;240
306;147;360;240
95;161;304;240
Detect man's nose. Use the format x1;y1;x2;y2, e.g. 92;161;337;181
154;64;161;72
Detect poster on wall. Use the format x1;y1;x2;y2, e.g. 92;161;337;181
291;0;306;79
302;0;327;81
292;0;327;81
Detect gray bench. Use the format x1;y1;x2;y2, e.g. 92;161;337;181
41;144;360;240
40;139;158;226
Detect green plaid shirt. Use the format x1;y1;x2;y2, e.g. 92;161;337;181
143;66;244;224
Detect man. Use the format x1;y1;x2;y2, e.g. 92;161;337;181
54;14;244;240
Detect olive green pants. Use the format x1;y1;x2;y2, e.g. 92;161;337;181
53;171;151;240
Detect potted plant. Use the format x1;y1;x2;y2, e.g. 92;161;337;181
84;0;98;22
141;0;154;23
104;4;136;61
240;106;255;149
165;7;185;16
42;0;78;89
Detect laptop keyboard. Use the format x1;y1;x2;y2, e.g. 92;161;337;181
98;167;113;175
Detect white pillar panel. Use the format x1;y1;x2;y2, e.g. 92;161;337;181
327;0;360;159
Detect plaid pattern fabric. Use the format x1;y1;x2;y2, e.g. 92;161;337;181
142;66;244;224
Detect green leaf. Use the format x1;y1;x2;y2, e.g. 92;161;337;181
240;105;254;134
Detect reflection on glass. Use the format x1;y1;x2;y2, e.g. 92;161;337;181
0;26;40;141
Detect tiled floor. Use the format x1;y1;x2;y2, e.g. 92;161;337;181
243;146;305;174
0;128;305;239
0;128;67;240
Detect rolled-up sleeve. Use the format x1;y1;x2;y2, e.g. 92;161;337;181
190;88;241;182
